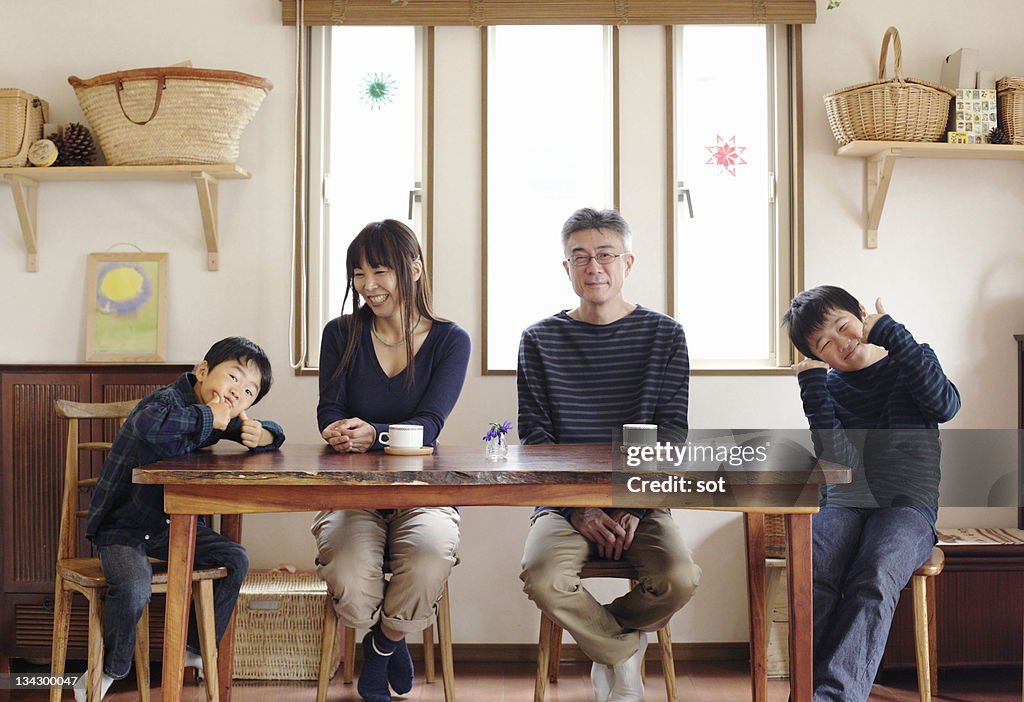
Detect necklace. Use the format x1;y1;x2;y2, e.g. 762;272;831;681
372;316;421;347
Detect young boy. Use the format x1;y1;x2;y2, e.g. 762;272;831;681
77;336;285;701
783;286;960;702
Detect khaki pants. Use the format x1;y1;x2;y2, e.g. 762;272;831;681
312;507;460;634
520;509;701;665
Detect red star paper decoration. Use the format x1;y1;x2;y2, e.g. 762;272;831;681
705;135;747;176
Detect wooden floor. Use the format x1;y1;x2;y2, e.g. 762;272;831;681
12;661;1020;701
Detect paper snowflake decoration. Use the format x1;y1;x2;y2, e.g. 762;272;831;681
705;135;748;176
362;73;396;109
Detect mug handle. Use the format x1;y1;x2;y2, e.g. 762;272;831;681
378;432;390;446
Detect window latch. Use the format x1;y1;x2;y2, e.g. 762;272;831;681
408;181;422;220
677;181;694;218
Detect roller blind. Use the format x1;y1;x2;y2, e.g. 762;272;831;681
281;1;816;26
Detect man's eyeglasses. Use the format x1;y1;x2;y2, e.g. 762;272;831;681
565;252;630;268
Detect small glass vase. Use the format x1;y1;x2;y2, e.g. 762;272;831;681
485;435;509;461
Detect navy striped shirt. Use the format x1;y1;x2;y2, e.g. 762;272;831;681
797;315;960;524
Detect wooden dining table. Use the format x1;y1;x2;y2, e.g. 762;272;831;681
133;442;849;702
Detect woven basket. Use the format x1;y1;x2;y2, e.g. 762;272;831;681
68;67;272;166
997;76;1024;144
764;514;787;558
0;89;48;167
233;570;338;680
824;27;953;145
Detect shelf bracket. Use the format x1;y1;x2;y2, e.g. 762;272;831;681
865;152;896;249
192;171;220;271
4;175;40;272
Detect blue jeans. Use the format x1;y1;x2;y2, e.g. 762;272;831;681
96;525;249;680
811;505;935;702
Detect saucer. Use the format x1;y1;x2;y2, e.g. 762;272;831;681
384;446;434;456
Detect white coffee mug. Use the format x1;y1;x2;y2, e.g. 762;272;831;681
622;423;658;447
379;424;424;449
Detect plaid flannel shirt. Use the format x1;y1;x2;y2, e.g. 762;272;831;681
86;372;285;547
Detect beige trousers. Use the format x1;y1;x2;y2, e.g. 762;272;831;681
312;507;460;634
520;509;701;665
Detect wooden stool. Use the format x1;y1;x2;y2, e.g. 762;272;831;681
533;559;678;702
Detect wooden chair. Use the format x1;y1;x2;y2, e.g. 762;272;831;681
317;579;454;702
49;399;226;702
533;559;678;702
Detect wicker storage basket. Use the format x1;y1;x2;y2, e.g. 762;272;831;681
68;67;272;166
232;570;339;680
0;89;48;167
997;76;1024;144
824;27;953;145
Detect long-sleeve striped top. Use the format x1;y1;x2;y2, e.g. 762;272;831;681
797;315;960;525
517;305;690;518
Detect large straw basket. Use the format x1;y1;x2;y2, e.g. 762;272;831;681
233;570;339;680
997;76;1024;144
824;27;953;145
0;89;48;167
68;67;272;166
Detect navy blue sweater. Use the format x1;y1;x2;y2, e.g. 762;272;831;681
517;305;690;518
318;315;471;451
796;315;960;524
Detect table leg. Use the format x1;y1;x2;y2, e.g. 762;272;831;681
786;513;813;702
218;514;243;702
744;513;768;702
162;514;198;700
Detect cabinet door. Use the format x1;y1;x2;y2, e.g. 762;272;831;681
0;373;91;594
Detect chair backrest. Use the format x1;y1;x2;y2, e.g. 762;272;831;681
53;399;139;561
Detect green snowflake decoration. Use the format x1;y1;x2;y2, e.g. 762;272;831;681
827;0;842;8
362;72;397;110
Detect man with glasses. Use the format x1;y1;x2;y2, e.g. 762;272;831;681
518;208;700;702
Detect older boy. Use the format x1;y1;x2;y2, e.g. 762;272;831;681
518;208;700;702
783;286;960;702
78;336;285;701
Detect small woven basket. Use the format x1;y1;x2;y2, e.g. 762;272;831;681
824;27;953;145
764;514;787;558
232;570;338;681
68;67;272;165
0;89;48;167
997;76;1024;144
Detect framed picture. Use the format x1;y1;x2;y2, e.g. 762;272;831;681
85;252;168;362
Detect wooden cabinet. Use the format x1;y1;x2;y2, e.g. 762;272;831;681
0;363;191;670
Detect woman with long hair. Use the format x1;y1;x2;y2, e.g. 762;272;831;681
312;220;470;702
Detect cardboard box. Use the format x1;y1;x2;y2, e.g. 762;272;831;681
941;48;979;90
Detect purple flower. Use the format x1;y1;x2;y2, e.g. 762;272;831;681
482;420;512;442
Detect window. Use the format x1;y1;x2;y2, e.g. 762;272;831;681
305;26;427;365
673;25;793;369
483;25;614;373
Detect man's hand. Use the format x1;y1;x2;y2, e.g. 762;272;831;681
239;410;269;448
570;507;628;560
791;359;829;375
861;297;888;343
321;418;377;453
607;509;640;556
207;392;231;431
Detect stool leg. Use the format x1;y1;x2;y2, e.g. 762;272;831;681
194;580;220;702
317;597;338;702
547;624;562;683
926;575;937;695
423;623;436;683
343;625;357;684
912;575;931;701
86;592;105;702
437;584;456;702
534;614;556;702
134;604;150;702
657;626;678;702
49;581;72;702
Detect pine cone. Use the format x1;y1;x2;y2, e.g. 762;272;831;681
61;122;96;166
46;131;66;166
988;126;1010;145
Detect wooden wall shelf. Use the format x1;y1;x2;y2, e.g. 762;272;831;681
835;141;1024;249
0;164;251;272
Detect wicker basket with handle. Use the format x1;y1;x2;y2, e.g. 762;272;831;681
0;89;48;167
68;67;272;166
824;27;953;145
997;76;1024;144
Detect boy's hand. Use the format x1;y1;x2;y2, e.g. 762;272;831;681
239;410;269;448
207;392;231;431
792;359;829;375
861;297;888;343
322;418;377;453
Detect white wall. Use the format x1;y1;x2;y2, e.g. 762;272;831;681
1;0;1019;646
